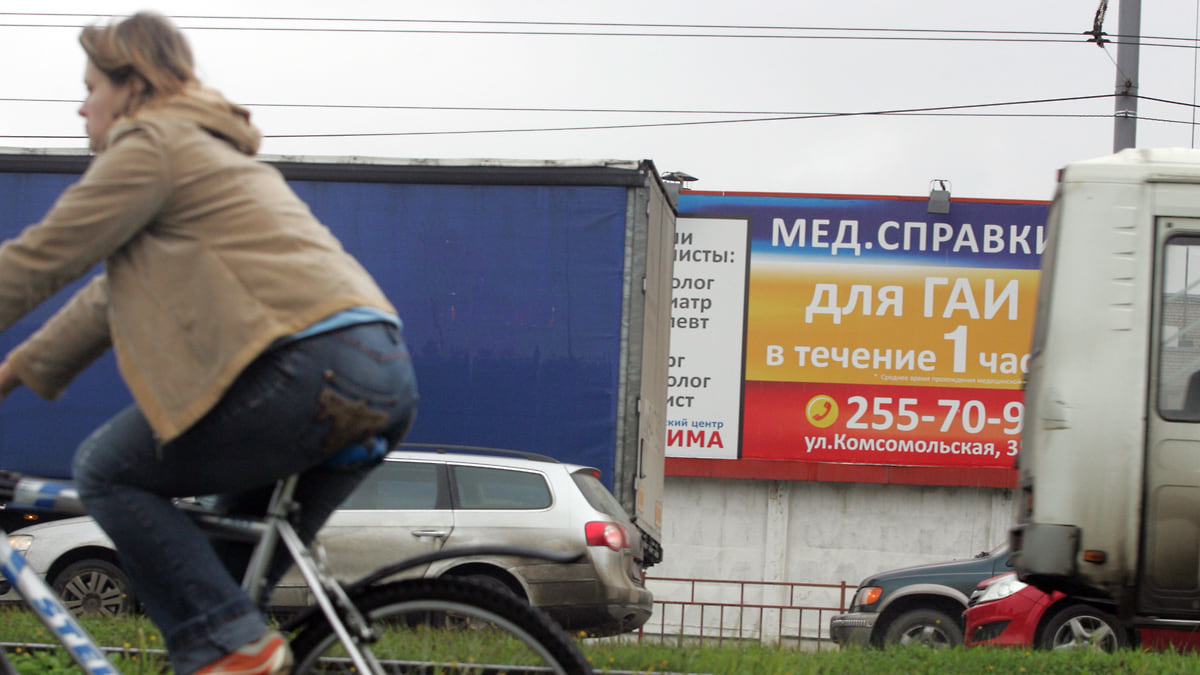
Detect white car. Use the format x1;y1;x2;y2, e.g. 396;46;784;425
5;515;132;615
2;445;654;636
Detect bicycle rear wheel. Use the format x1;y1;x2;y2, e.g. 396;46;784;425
289;577;592;674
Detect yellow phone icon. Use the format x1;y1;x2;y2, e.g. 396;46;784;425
806;395;838;428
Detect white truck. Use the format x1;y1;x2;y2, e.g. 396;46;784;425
1012;147;1200;646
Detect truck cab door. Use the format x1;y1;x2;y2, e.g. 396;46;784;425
1142;222;1200;618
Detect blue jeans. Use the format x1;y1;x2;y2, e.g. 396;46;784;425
73;321;419;675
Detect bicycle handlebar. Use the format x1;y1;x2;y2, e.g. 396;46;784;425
0;472;85;515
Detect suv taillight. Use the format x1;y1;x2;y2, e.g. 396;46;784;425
585;521;628;550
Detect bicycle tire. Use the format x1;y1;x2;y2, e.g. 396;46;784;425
289;576;593;674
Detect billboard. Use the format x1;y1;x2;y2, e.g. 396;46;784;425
667;191;1049;486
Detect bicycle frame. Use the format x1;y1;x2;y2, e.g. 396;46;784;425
186;475;385;670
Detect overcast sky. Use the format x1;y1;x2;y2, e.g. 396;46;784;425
2;0;1198;201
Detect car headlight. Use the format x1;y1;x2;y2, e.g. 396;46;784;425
974;573;1027;604
8;534;33;554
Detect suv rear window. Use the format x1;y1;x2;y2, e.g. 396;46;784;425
452;465;552;510
341;461;441;509
571;470;627;519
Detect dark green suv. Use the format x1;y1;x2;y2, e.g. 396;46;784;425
830;544;1010;648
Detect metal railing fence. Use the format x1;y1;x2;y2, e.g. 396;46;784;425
632;575;852;651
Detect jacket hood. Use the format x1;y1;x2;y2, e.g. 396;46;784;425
104;85;262;156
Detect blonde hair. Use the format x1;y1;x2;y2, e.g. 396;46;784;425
79;12;196;115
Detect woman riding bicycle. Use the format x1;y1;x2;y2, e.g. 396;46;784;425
0;12;417;675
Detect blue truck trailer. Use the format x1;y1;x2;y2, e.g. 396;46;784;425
0;151;673;558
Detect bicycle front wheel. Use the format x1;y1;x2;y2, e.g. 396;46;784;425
289;577;592;674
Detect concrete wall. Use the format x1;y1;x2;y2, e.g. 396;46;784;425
654;475;1014;590
641;476;1013;640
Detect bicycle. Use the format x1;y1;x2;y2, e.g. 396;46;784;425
0;469;594;674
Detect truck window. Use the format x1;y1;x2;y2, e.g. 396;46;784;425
1159;236;1200;421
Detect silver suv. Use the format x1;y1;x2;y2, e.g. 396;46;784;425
3;445;654;636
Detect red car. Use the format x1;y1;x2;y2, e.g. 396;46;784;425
964;573;1200;652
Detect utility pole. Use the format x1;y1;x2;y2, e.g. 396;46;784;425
1113;0;1141;151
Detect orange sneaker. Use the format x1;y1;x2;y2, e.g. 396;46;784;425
194;630;292;675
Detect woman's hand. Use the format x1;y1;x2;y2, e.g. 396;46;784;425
0;358;23;399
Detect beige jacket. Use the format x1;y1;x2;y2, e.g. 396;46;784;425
0;86;395;442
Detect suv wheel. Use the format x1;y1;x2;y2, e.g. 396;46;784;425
882;608;963;648
1037;603;1126;652
52;559;136;616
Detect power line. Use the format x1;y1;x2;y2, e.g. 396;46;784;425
0;19;1194;53
0;24;1092;44
0;10;1192;43
1103;37;1200;50
3;93;1176;141
11;92;1200;132
248;95;1200;137
3;10;1199;55
0;11;1110;36
1140;94;1200;109
2;12;1200;55
0;12;1184;47
8;92;1200;115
